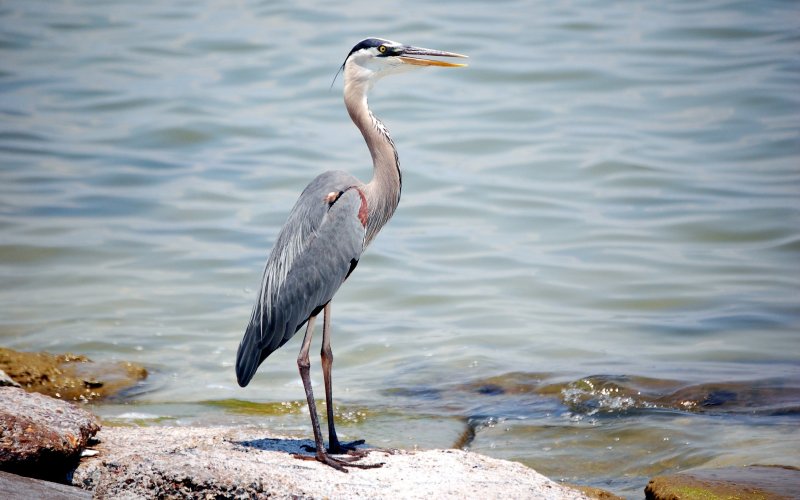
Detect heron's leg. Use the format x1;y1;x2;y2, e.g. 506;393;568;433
321;302;365;454
295;312;380;471
295;315;331;464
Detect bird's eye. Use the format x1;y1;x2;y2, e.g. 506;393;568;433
378;45;387;53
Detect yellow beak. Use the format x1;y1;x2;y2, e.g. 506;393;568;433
398;57;468;68
397;46;468;68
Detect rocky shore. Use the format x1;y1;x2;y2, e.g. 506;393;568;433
72;426;594;499
1;349;798;499
0;381;594;499
0;350;597;500
0;386;99;480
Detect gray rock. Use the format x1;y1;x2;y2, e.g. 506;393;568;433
73;426;591;499
0;470;90;500
0;387;100;480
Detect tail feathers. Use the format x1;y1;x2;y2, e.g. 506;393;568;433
236;306;305;386
235;322;265;387
235;316;291;387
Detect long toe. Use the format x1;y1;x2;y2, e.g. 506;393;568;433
293;448;383;471
293;452;349;472
338;458;383;469
321;451;383;470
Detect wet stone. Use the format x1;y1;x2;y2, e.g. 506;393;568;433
0;347;147;401
645;465;799;500
0;387;100;481
573;485;625;500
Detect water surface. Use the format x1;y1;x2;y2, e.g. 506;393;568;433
1;1;799;496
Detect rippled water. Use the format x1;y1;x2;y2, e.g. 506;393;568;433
2;0;799;496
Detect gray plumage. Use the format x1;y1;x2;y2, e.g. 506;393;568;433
233;37;465;471
236;171;366;386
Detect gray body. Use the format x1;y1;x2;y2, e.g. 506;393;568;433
236;171;366;385
232;37;465;471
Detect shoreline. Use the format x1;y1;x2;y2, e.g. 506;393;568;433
0;367;598;499
72;425;596;499
3;352;798;499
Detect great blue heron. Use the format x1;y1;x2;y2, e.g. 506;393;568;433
235;37;467;471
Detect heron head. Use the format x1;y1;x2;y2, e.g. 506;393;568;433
337;37;467;88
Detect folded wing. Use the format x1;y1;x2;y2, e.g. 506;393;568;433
236;170;367;387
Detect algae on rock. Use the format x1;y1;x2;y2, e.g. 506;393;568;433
0;347;147;401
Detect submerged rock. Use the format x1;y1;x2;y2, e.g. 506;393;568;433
73;426;592;499
0;347;147;401
437;371;800;417
645;465;799;500
571;485;625;500
0;387;100;480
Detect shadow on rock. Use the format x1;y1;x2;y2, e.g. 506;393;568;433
232;437;315;455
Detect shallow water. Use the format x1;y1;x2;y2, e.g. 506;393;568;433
1;0;799;496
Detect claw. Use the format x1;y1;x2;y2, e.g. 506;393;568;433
292;450;383;472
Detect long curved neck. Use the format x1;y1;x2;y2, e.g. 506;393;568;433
344;76;401;247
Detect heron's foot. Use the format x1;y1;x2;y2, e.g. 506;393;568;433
328;438;365;455
300;438;366;455
292;450;383;472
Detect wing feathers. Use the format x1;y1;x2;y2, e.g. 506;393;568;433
236;171;366;386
